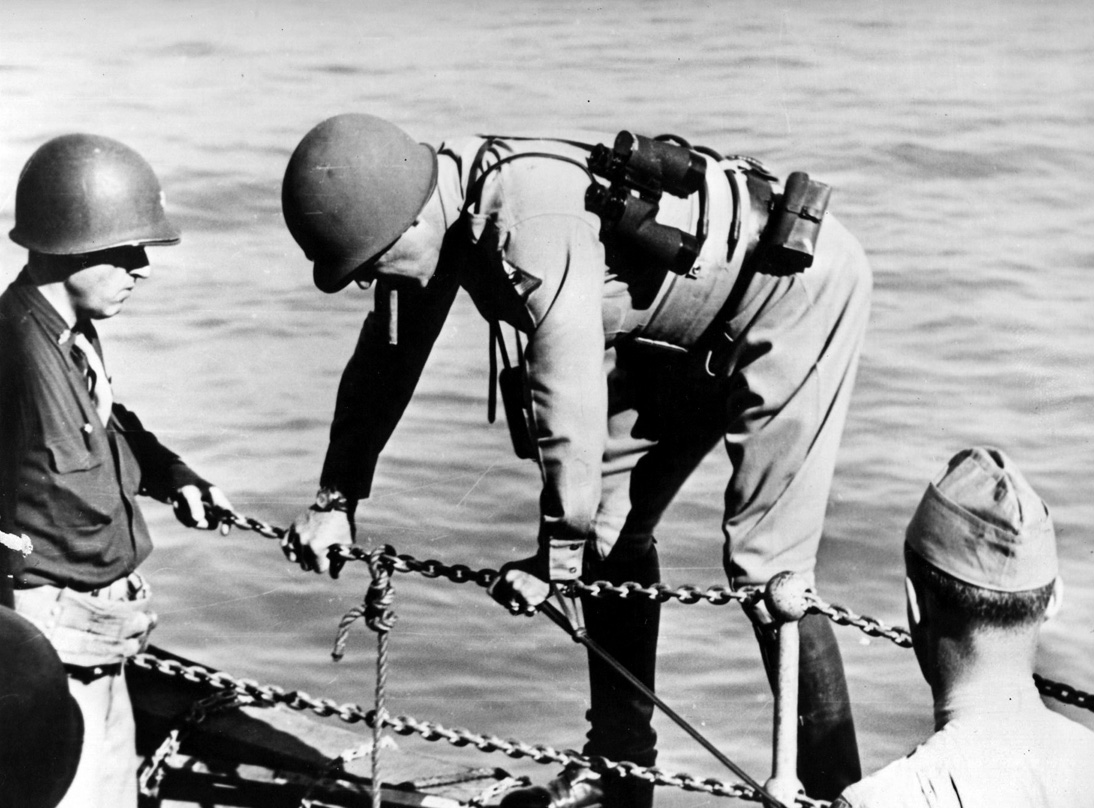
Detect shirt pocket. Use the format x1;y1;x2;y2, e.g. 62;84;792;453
46;432;102;474
43;432;113;529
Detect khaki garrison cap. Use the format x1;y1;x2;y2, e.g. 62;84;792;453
905;447;1057;592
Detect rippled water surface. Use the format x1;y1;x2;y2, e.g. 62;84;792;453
2;1;1093;802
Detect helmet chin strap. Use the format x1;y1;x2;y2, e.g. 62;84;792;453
374;280;398;346
386;287;398;346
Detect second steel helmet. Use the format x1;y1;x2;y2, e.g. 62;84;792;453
9;134;180;255
281;113;438;293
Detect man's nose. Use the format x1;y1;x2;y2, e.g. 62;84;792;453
128;265;151;280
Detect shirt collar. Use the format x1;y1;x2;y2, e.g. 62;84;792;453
10;270;72;342
8;270;97;350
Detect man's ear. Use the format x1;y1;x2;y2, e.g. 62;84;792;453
905;575;922;630
1044;577;1064;622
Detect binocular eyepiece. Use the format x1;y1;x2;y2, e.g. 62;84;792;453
586;131;708;277
586;183;701;277
588;131;707;200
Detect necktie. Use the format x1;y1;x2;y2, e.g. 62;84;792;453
70;329;114;426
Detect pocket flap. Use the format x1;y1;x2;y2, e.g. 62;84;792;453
46;433;102;474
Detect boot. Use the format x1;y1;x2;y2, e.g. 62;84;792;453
581;543;661;808
755;611;861;799
504;544;661;808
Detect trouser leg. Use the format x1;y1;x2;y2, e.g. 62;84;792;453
582;542;660;808
754;613;859;799
719;215;870;797
57;668;138;808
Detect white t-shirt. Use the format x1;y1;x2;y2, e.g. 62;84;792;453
835;686;1094;808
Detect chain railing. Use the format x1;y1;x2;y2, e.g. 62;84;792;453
127;651;823;807
211;506;1093;712
133;507;1094;808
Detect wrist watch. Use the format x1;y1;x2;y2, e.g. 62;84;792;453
313;487;351;513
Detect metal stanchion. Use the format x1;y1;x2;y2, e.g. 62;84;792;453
762;572;809;807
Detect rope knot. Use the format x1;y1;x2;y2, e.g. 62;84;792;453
332;545;398;662
364;546;398;633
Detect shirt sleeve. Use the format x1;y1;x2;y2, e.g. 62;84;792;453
319;272;461;501
111;404;209;499
503;212;607;579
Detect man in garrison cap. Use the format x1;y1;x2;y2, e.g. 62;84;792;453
834;447;1094;808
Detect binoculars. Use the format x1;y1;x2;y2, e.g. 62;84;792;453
588;131;707;201
586;131;708;277
585;183;701;277
586;130;831;278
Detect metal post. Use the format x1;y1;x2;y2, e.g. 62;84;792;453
762;572;809;807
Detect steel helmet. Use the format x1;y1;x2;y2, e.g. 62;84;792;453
9;134;180;255
0;605;83;808
281;113;438;293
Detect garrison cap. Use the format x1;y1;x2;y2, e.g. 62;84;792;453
905;447;1057;592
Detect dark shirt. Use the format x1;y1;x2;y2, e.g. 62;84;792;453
0;273;206;590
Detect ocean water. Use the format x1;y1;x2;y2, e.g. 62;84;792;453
2;1;1093;803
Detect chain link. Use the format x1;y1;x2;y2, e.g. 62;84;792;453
1033;674;1093;712
129;653;373;724
805;595;913;648
211;506;287;539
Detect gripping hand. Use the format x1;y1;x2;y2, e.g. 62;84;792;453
489;555;551;616
172;484;234;535
282;489;357;577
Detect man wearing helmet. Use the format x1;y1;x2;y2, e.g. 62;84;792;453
0;134;233;808
281;114;872;807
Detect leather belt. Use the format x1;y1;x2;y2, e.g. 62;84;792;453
64;662;123;684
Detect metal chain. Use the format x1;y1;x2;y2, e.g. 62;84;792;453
211;506;288;539
340;545;766;609
1033;674;1094;712
128;653;826;805
206;508;1094;711
128;653;373;723
374;712;828;808
805;595;913;648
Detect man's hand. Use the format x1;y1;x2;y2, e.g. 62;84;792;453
171;485;234;535
282;506;355;577
488;555;552;616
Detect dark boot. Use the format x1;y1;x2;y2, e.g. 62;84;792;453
755;612;860;799
502;544;661;808
581;543;661;808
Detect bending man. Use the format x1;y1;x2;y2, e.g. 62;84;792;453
280;114;872;805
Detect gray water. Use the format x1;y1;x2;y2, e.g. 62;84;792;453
2;1;1093;803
